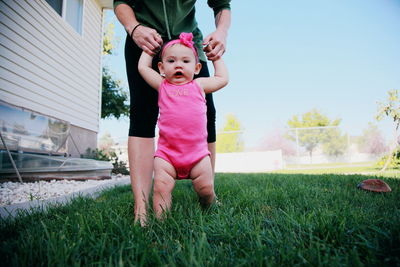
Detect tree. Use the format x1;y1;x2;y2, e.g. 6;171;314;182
376;89;400;171
358;123;388;155
216;114;244;153
376;89;400;129
321;128;348;158
101;20;129;119
287;109;341;160
101;67;129;119
259;127;296;156
103;22;117;55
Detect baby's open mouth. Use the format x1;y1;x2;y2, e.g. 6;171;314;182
174;71;183;76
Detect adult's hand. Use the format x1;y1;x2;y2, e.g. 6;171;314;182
203;30;227;61
132;25;163;56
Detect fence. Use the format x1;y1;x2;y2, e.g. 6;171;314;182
216;126;389;169
106;127;389;172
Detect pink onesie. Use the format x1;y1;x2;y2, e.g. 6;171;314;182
155;79;210;179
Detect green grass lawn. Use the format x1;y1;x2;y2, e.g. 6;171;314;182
1;172;399;266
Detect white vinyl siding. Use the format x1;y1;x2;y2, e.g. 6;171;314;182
0;0;103;132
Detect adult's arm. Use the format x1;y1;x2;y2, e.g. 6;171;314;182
203;2;232;61
114;1;163;55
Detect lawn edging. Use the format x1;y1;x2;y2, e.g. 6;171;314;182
0;177;131;219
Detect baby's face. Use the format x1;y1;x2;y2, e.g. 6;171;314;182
158;44;201;85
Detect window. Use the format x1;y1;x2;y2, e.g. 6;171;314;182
45;0;62;15
65;0;83;35
45;0;84;35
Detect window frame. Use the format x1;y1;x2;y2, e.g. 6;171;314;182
45;0;85;36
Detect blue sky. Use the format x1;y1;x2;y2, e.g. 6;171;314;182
100;0;400;147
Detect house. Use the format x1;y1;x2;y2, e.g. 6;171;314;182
0;0;113;157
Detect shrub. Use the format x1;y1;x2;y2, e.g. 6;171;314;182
376;148;400;169
81;148;130;175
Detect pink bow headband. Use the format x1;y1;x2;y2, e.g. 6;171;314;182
161;32;199;63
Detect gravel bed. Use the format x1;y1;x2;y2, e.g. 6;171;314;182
0;174;130;206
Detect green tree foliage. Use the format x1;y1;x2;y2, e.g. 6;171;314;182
321;128;348;157
101;20;129;119
376;89;400;171
376;148;400;169
101;67;129;119
287;109;341;159
376;89;400;129
216;114;244;153
103;22;116;55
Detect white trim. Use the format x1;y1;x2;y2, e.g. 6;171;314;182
81;0;86;38
61;0;67;18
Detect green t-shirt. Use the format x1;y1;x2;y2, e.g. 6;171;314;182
114;0;231;62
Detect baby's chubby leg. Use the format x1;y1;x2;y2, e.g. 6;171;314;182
191;156;215;207
153;157;176;219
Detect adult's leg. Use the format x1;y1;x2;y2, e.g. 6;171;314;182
128;137;154;226
153;157;176;219
125;35;159;226
191;156;215;207
208;142;216;174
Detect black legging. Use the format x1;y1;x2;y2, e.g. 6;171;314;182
124;35;216;143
